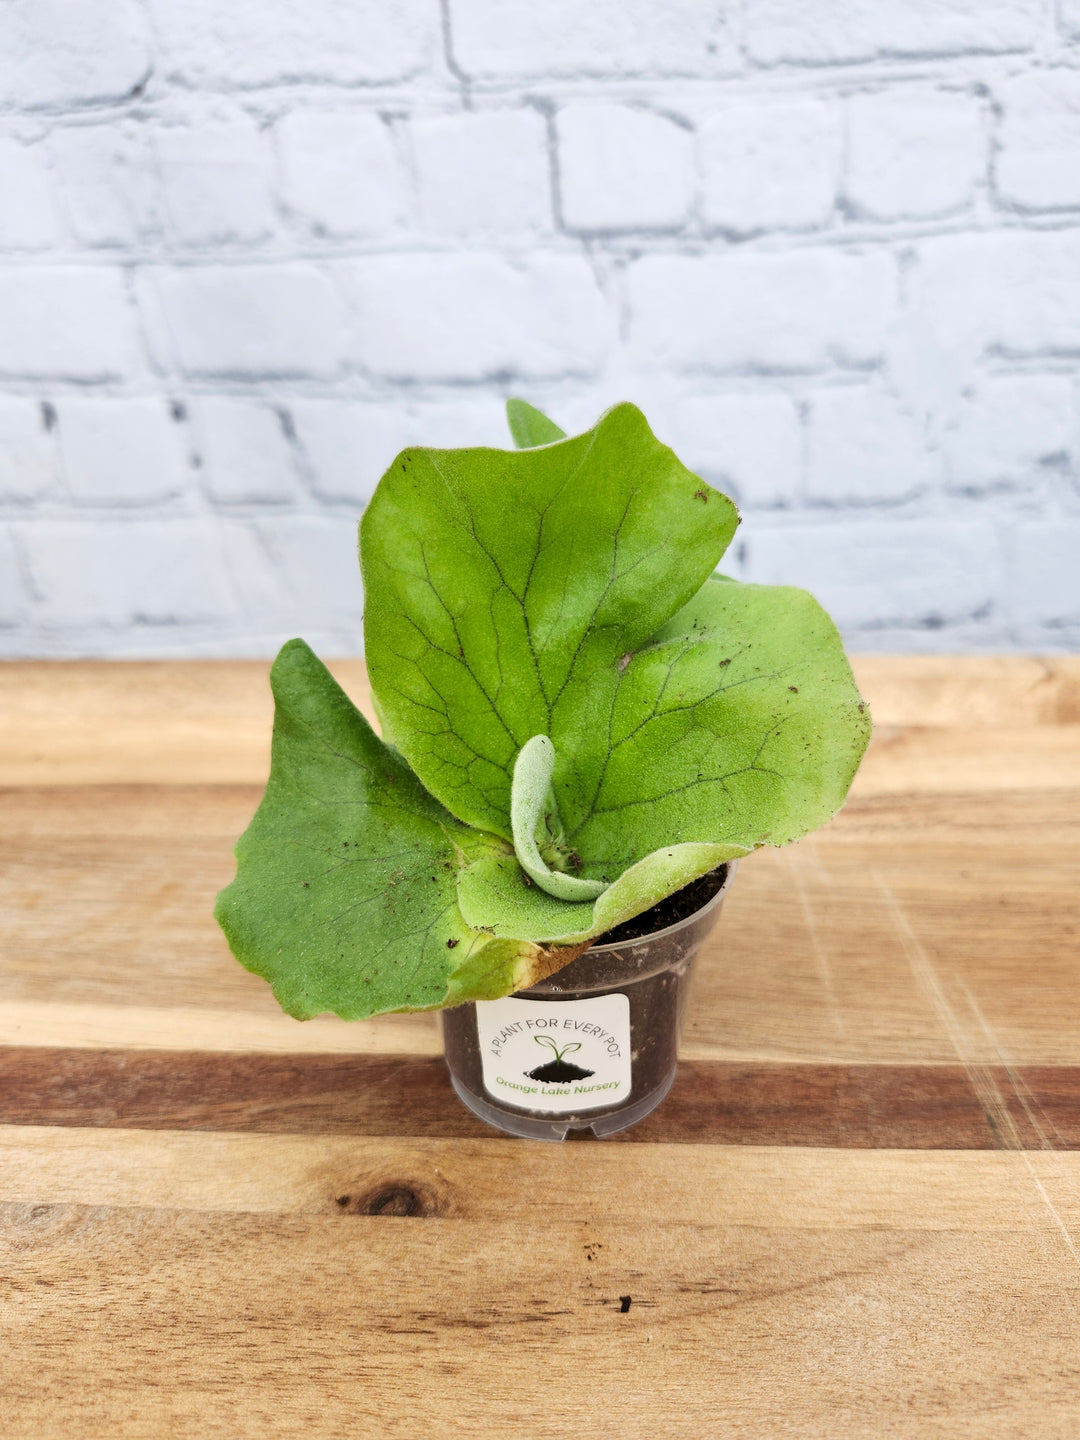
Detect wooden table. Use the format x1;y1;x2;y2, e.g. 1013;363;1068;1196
2;656;1079;1438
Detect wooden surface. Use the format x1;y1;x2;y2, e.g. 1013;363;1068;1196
2;655;1079;1438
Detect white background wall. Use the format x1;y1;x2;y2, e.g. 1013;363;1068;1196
0;0;1078;656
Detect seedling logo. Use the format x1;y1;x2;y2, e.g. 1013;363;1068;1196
524;1034;596;1084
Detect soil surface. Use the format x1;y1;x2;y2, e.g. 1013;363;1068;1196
594;863;729;946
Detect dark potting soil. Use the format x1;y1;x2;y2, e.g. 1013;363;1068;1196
594;862;729;945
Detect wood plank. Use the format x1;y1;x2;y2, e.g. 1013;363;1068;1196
853;724;1080;796
2;1049;1078;1149
2;1192;1079;1438
0;658;371;786
4;1128;1080;1228
3;784;1076;1064
0;1000;441;1056
3;656;1079;788
851;654;1080;726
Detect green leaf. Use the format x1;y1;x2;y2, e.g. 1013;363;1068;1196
554;573;871;873
361;401;740;843
214;640;586;1021
506;398;566;448
453;574;869;941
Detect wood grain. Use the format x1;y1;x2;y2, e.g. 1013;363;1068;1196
3;654;1078;787
2;657;1079;1439
5;1129;1080;1227
3;782;1076;1063
3;1198;1080;1439
3;1049;1078;1149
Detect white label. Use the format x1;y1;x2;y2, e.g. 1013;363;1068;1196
475;994;632;1114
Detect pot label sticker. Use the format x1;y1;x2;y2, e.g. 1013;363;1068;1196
474;993;632;1113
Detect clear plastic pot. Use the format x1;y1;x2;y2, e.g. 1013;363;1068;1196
439;862;736;1140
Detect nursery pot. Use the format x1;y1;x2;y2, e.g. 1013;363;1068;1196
439;861;736;1141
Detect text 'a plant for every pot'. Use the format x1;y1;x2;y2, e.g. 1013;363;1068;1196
216;400;871;1137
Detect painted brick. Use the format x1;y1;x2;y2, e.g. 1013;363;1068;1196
148;0;434;88
277;109;405;241
22;519;234;628
1008;520;1080;624
807;386;934;504
137;264;348;379
671;393;802;508
290;400;409;504
0;527;26;625
846;90;984;221
557;104;693;232
627;250;897;373
254;514;365;623
156;118;276;247
996;71;1080;212
403;399;516;450
197;399;297;505
0;397;58;502
0;140;62;251
942;375;1074;495
0;268;142;381
448;0;735;79
909;230;1080;364
50;123;159;248
741;518;998;630
746;0;1042;67
340;253;612;381
700;101;840;234
57;398;189;506
412;109;550;235
0;0;150;109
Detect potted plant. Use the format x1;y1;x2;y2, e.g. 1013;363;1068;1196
216;401;870;1139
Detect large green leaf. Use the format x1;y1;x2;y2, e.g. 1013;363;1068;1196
363;403;868;903
361;402;740;843
215;640;587;1020
454;574;869;941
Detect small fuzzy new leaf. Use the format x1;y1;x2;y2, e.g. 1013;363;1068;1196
510;734;607;901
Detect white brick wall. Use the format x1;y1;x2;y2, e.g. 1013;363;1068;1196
557;104;694;232
700;101;841;235
0;0;1076;657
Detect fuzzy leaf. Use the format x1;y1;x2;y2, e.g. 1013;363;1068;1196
361;401;740;843
453;573;869;940
510;734;607;900
214;640;586;1021
365;562;869;942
